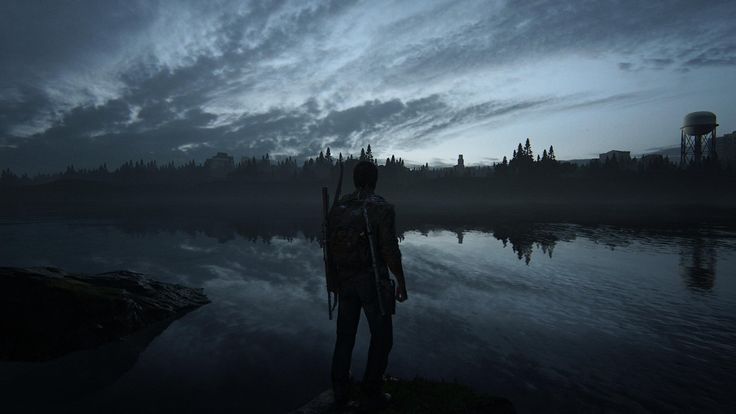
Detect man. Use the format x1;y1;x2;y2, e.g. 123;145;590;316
328;160;408;410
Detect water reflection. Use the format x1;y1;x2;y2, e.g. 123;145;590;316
4;214;733;292
491;224;576;264
130;218;733;291
0;216;735;412
680;237;717;290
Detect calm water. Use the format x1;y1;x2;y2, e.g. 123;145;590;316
1;218;735;413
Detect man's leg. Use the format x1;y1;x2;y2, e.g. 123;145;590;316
331;283;361;402
361;291;393;397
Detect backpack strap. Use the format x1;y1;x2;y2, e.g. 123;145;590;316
361;197;386;316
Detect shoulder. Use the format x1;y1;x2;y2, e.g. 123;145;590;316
337;193;358;205
367;193;386;203
365;193;390;206
367;194;395;216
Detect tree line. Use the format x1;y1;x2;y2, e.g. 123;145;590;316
1;139;733;187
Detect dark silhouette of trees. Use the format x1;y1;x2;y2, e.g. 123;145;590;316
502;138;560;176
1;138;734;212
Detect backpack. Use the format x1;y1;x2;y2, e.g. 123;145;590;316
327;198;372;271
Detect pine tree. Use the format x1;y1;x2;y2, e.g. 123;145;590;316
524;138;533;161
360;148;366;160
366;144;374;163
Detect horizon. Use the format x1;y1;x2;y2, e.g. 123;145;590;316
0;139;687;176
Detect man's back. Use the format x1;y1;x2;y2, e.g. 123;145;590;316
328;190;401;282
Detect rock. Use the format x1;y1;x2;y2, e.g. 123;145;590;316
291;389;338;414
290;377;516;413
0;266;209;361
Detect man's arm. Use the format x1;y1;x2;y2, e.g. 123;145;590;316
379;205;408;302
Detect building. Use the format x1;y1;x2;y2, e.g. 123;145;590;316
716;131;736;166
453;154;465;176
599;150;631;163
204;152;234;178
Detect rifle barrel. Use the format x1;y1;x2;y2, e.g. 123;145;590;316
321;187;332;319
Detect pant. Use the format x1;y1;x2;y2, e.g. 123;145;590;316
331;274;393;395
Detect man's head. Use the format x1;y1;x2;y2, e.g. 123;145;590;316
353;161;378;190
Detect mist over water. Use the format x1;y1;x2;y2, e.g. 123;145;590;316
1;218;735;413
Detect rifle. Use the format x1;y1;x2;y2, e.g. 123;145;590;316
321;162;343;320
362;200;386;316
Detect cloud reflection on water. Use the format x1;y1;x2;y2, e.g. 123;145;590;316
0;219;735;412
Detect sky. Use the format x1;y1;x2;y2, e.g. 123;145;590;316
1;0;735;174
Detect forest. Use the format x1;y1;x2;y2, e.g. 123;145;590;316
2;139;734;224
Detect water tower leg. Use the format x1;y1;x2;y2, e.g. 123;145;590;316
681;131;686;165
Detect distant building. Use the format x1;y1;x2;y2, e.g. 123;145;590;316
716;131;736;166
204;152;234;178
453;154;465;175
599;150;631;163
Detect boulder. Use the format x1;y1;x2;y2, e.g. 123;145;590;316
0;266;209;361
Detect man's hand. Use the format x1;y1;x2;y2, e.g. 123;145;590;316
396;283;408;302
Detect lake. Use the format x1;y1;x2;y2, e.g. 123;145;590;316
1;217;735;413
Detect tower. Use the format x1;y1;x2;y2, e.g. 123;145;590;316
681;111;718;165
457;154;464;168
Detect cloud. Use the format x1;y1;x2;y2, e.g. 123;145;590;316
1;0;734;173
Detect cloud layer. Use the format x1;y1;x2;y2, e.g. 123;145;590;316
1;0;735;172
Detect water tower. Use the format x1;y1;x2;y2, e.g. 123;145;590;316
681;111;718;165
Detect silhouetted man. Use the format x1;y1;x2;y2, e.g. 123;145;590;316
328;160;408;410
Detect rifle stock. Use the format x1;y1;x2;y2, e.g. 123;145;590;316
321;187;335;319
322;163;344;320
362;201;386;316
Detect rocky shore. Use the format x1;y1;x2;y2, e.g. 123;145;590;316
291;377;515;414
0;266;209;361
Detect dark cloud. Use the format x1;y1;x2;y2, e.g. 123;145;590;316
558;92;654;111
0;0;154;82
683;45;736;67
0;86;54;136
0;92;553;173
644;58;674;69
369;0;736;84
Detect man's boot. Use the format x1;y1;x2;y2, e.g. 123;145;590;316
361;392;391;410
360;384;391;411
332;382;350;410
